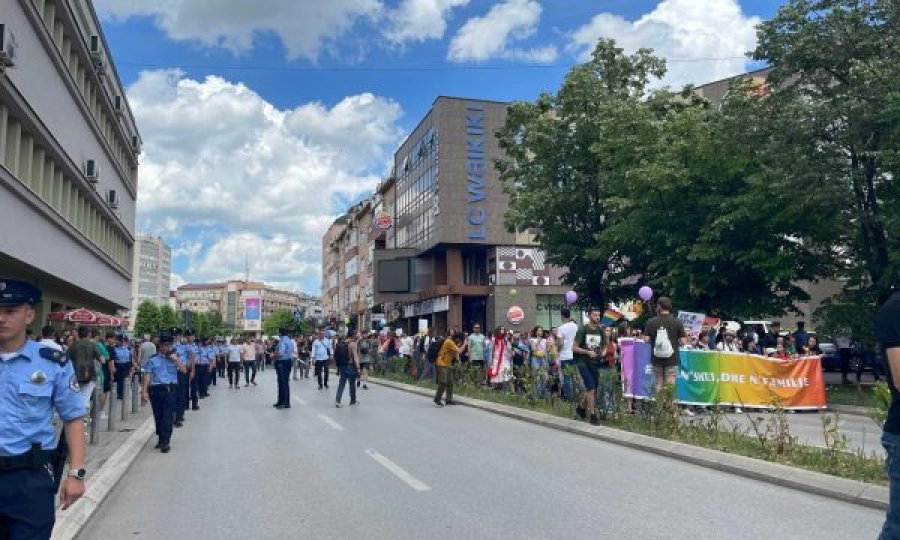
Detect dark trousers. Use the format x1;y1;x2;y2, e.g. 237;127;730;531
210;361;217;386
880;431;900;539
244;360;257;384
149;384;177;447
227;363;242;386
435;366;454;403
217;358;226;377
176;373;188;422
191;365;208;407
0;467;56;540
839;348;852;381
114;363;132;399
336;364;357;404
315;360;330;388
275;359;291;406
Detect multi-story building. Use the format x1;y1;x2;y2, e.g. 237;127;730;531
357;97;571;335
129;235;171;325
175;280;319;333
1;0;140;327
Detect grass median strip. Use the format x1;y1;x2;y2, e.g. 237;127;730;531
375;363;886;485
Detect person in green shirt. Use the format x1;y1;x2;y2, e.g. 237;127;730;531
572;308;607;425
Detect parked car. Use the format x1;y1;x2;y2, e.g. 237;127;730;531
818;340;842;371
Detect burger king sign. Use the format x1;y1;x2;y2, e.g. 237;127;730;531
506;306;525;325
374;212;393;230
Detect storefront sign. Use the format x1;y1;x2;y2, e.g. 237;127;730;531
466;102;487;240
374;212;393;230
506;306;525;325
403;296;450;318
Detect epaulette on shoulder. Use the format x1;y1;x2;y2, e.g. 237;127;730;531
40;347;68;366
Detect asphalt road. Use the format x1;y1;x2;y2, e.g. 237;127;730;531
78;371;886;540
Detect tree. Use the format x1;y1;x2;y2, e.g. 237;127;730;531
751;0;899;308
133;300;160;337
158;305;181;331
496;39;666;308
263;310;313;337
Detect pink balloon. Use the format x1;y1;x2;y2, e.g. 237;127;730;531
565;291;578;304
639;286;653;302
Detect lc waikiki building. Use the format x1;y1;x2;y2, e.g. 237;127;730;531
373;97;570;336
0;0;139;327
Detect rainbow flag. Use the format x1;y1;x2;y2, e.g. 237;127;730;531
602;308;623;326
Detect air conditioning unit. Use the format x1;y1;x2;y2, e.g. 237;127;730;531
89;35;104;69
113;95;123;116
0;24;18;68
85;159;99;183
106;189;119;209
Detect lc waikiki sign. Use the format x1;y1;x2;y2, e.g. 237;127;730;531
465;102;487;240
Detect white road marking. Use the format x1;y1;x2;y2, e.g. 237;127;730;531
317;414;344;431
365;449;431;492
293;396;308;406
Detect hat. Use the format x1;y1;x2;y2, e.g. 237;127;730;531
0;279;42;307
171;327;183;336
278;327;290;335
158;331;175;344
185;329;195;337
725;329;737;337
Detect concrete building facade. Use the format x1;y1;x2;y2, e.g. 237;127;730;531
1;0;140;327
129;234;170;325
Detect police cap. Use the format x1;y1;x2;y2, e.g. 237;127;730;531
185;328;195;337
171;327;183;336
278;327;290;336
0;279;42;307
158;331;175;344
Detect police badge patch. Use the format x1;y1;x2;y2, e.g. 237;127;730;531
69;375;80;392
31;370;47;384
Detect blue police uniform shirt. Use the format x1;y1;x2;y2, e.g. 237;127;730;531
194;346;209;365
277;336;293;360
114;345;132;364
145;353;179;385
0;341;86;455
186;343;200;364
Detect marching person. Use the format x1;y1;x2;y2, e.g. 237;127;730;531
273;328;294;409
312;329;331;390
0;280;87;538
190;337;211;409
140;331;184;453
112;334;133;402
172;329;194;427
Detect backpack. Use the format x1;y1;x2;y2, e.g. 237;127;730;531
653;326;675;359
426;338;442;362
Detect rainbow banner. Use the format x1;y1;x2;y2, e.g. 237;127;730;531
602;308;624;327
619;338;654;399
676;350;827;410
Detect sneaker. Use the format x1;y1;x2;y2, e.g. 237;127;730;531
575;406;586;420
433;399;444;407
245;384;249;387
235;386;240;390
160;445;171;453
174;422;184;428
335;402;342;408
192;406;200;411
445;400;457;406
350;401;359;406
252;382;258;386
734;407;743;414
682;408;695;417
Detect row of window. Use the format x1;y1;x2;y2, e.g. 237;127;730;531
0;103;131;268
31;0;137;184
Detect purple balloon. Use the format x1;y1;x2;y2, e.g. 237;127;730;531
639;286;653;302
565;291;578;305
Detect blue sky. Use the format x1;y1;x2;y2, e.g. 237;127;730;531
93;0;787;295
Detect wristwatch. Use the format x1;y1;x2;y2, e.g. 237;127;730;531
68;468;87;480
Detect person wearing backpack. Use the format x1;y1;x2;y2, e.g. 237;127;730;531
423;329;441;381
643;297;688;396
334;334;360;408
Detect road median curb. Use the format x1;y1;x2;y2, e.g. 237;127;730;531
829;404;872;417
370;376;888;510
51;417;155;540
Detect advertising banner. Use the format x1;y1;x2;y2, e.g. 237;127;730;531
677;350;826;410
619;338;654;400
243;297;261;331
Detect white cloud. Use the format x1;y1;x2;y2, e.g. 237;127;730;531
384;0;470;44
447;0;557;63
130;70;404;293
570;0;760;89
93;0;382;60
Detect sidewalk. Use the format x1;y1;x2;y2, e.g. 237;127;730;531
52;387;155;539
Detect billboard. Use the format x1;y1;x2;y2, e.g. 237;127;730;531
243;297;261;331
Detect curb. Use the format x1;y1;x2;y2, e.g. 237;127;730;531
369;376;888;511
51;417;155;540
829;404;873;417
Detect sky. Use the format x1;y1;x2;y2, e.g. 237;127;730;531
93;0;787;295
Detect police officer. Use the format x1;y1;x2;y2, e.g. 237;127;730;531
273;328;294;409
112;334;133;401
172;329;192;427
190;337;210;409
140;332;184;453
0;280;87;538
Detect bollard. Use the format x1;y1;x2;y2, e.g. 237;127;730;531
132;374;140;413
107;388;115;431
121;375;128;422
89;387;100;445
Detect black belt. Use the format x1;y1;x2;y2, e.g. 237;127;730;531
150;383;178;390
0;444;55;472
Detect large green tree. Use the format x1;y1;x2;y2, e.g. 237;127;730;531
158;305;181;330
262;310;312;337
751;0;899;310
496;40;666;308
132;300;160;337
